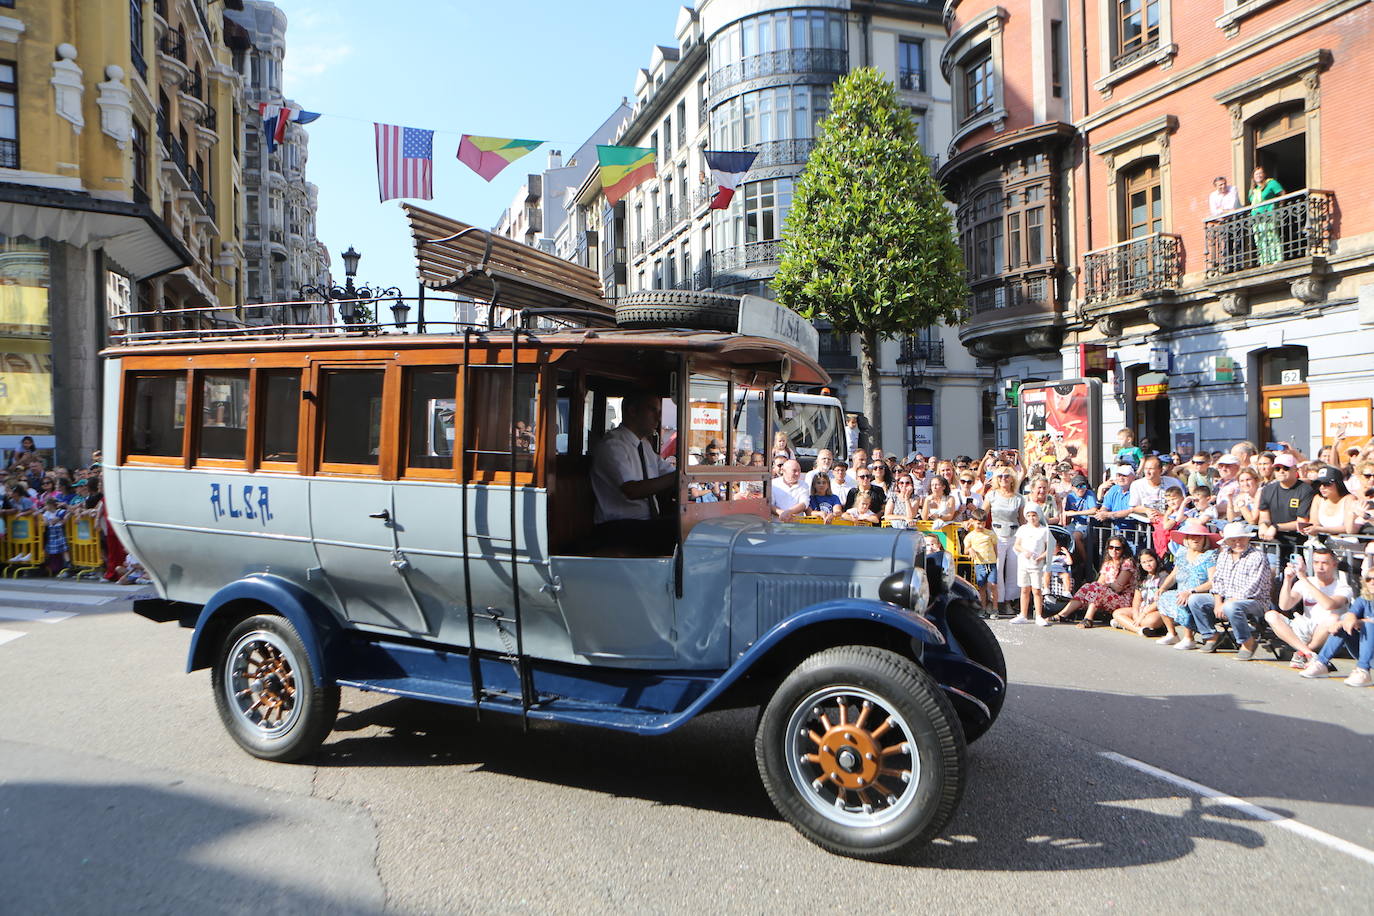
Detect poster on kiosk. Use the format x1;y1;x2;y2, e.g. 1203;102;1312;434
1018;378;1103;486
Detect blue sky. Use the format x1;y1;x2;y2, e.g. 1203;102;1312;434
278;0;690;298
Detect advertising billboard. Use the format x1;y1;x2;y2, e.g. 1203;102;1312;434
1018;378;1103;484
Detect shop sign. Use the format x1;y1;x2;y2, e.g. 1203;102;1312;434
1267;398;1284;419
1136;382;1168;400
1321;399;1372;444
1078;343;1109;376
690;406;722;431
1212;356;1236;383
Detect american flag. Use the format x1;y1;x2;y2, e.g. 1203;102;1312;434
375;123;434;202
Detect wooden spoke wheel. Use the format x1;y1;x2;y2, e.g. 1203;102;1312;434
212;614;338;762
756;646;965;861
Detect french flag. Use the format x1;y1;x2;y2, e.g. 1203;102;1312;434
259;103;321;152
705;150;759;209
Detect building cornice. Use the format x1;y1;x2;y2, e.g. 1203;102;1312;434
940;6;1007;80
1213;48;1331;106
937;121;1077;186
1090;115;1177;157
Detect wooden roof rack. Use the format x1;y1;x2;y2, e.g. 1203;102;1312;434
403;204;612;317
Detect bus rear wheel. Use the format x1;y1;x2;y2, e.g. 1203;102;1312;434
755;646;965;861
211;614;338;762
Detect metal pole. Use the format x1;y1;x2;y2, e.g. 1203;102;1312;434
416;282;426;334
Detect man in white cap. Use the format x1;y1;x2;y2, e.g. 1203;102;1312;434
1258;452;1315;543
1211;454;1242;515
1094;464;1138;531
1207;521;1274;660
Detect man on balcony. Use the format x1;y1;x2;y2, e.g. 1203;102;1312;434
1208;176;1240;218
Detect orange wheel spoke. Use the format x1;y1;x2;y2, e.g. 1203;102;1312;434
854;701;871;729
807;729;825;747
879;742;909;757
871;717;894;739
837;701;848;725
802;753;822;765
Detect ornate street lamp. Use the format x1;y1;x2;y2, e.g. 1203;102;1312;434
298;245;400;331
389;295;411;329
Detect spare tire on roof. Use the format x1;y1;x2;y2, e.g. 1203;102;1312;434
614;289;742;331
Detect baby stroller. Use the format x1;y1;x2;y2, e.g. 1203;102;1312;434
1042;525;1082;617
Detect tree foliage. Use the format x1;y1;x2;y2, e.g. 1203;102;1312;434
773;67;966;332
773;67;967;446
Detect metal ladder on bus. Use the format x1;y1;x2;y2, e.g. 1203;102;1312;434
460;326;537;727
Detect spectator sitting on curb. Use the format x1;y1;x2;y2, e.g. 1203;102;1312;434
1299;565;1374;685
1154;519;1220;650
1207;521;1275;660
1267;547;1351;670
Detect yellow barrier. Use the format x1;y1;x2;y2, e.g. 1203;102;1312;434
66;513;104;579
1;511;46;578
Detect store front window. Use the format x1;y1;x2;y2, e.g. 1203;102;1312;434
0;236;54;440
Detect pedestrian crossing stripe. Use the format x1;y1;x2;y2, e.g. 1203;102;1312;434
0;629;25;646
0;607;79;623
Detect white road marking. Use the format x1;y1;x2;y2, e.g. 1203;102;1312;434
1101;750;1374;867
0;629;25;646
0;607;79;623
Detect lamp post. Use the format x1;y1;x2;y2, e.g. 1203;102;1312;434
298;245;403;332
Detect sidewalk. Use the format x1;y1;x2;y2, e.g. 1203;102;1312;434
0;576;154;619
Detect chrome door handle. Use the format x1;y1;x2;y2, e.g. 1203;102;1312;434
539;576;563;595
369;509;391;521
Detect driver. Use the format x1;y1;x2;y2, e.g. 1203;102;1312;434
591;392;678;551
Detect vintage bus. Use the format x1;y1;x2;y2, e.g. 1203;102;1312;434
110;212;1003;861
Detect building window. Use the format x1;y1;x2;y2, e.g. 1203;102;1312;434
899;39;925;93
1050;20;1064;98
320;369;384;468
1251;103;1306;197
130;0;147;78
743;178;793;243
663;115;672;159
1114;0;1160;69
0;61;17;169
958;186;1004;281
131;120;148;201
1121;159;1162;239
962;49;995;123
711;85;832;149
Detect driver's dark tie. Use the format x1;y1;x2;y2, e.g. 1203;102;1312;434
638;440;661;518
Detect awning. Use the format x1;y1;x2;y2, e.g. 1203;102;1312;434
402;203;612;317
0;182;193;280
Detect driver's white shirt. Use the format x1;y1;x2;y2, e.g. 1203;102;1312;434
591;425;674;524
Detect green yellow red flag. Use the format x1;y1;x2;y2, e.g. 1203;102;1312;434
457;135;544;181
597;145;657;206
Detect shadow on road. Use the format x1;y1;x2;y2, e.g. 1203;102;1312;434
309;687;1316;870
0;782;382;914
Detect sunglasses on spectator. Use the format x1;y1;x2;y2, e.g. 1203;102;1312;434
959;478;974;484
857;474;872;480
1107;544;1125;550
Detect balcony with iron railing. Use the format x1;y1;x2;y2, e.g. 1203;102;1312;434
899;337;946;368
1082;232;1182;306
966;272;1053;315
709;48;847;94
747;138;817;169
1203;189;1335;278
715;239;783;274
958;269;1063;359
898;69;927;93
159;131;190;189
158;29;186;63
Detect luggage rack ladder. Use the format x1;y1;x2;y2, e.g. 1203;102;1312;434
460;324;537;728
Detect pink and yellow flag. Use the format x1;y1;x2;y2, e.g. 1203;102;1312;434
597;145;656;206
457;135;544;182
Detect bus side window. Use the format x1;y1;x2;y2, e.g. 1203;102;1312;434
405;367;457;470
467;368;537;475
320;369;384;467
259;370;301;465
124;372;186;459
198;370;249;461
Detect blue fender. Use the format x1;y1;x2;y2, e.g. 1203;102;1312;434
186;575;340;685
656;598;945;730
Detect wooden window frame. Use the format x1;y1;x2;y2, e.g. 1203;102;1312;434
1115;0;1160;62
192;368;251;471
399;364;460;482
1121;159;1162;240
120;369;191;467
312;362;395;479
256;367;304;475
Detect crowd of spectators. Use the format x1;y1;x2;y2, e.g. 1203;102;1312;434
743;429;1374;687
0;437;144;583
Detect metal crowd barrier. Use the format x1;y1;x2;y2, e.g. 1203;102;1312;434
65;513;105;579
1;511;45;577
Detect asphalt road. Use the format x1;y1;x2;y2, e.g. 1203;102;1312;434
2;582;1372;914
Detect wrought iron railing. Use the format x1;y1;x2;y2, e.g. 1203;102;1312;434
199;105;217;131
899;69;926;93
698;97;708;129
693;255;713;290
158;29;185;63
1203;189;1335;277
715;240;782;273
650;204;690;244
1111;36;1158;71
1082;233;1182;304
710;48;847;92
747;138;816;169
181;70;203;99
0;138;17;169
966;273;1053;314
691;181;717;211
161;132;188;176
900;337;946;367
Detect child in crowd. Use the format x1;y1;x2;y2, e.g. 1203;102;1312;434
1188;485;1218;527
1153;486;1188;554
1048;541;1074;597
116;553;151;586
41;496;69;575
1301;566;1374;687
1112;548;1166;635
843;491;879;524
963;509;1000;617
1115;428;1143;470
808;474;842;522
923;533;955;580
1011;506;1052;626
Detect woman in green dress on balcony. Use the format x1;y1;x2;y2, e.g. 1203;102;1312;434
1249;166;1285;266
